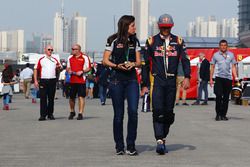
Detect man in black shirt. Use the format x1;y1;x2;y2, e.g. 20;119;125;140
192;52;210;105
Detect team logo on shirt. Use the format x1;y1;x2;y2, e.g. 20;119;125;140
117;43;124;48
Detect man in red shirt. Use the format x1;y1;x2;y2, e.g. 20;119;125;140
67;44;91;120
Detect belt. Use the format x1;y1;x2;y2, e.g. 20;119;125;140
40;78;56;81
166;73;175;77
153;73;175;77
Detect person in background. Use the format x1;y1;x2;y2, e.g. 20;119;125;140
1;64;15;110
30;79;38;103
86;65;96;99
192;52;210;105
103;15;141;156
20;63;33;99
67;44;91;120
34;45;62;121
210;39;238;121
175;61;189;106
96;61;110;105
64;68;71;99
59;62;67;97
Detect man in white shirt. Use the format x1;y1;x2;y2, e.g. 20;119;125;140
20;63;33;99
34;45;62;121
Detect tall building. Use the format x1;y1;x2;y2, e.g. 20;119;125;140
221;18;239;38
186;16;238;38
239;0;250;32
53;12;64;53
149;16;158;36
0;31;7;52
41;35;53;52
132;0;149;41
26;33;42;53
186;22;195;37
238;0;250;47
194;17;205;37
69;12;87;52
63;19;70;52
53;1;87;52
0;30;24;53
207;16;218;37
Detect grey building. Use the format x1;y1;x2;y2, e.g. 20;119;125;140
239;0;250;47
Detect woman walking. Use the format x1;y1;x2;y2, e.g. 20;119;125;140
1;64;14;110
103;15;141;156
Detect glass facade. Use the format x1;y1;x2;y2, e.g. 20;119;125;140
239;0;250;32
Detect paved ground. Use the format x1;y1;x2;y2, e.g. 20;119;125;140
0;91;250;167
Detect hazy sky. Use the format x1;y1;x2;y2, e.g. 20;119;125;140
0;0;238;51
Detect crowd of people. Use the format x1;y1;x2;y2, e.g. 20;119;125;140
0;13;238;156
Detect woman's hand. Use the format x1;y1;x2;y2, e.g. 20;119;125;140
117;63;129;71
124;61;136;70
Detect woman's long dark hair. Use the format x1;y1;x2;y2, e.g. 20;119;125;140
2;64;14;83
111;15;135;45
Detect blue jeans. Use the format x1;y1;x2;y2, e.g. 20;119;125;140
197;80;208;103
31;88;38;99
99;84;108;104
109;80;139;150
3;94;10;106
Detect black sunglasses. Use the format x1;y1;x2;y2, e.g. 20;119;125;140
48;49;54;52
72;48;79;50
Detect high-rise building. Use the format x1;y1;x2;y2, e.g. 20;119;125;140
63;19;70;52
41;35;53;52
239;0;250;32
69;12;87;52
0;31;7;52
26;33;42;53
238;0;250;47
54;0;87;53
132;0;149;41
221;18;238;38
195;17;205;37
207;16;218;37
53;12;64;53
0;30;24;53
149;16;158;36
186;22;195;37
186;16;238;38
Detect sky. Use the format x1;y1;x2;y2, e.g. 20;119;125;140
0;0;238;52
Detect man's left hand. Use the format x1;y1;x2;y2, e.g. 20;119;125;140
76;71;83;76
183;78;190;90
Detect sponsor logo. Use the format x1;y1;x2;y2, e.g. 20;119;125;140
167;51;177;57
117;43;124;48
170;42;177;45
162;17;169;23
154;51;164;57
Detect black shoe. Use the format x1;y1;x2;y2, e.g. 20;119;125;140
221;116;229;121
68;112;76;120
182;103;189;106
215;115;221;121
192;101;200;105
156;140;166;155
126;146;138;156
101;102;105;105
116;149;125;155
201;102;208;105
38;117;46;121
48;115;55;120
175;103;179;106
76;113;83;120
